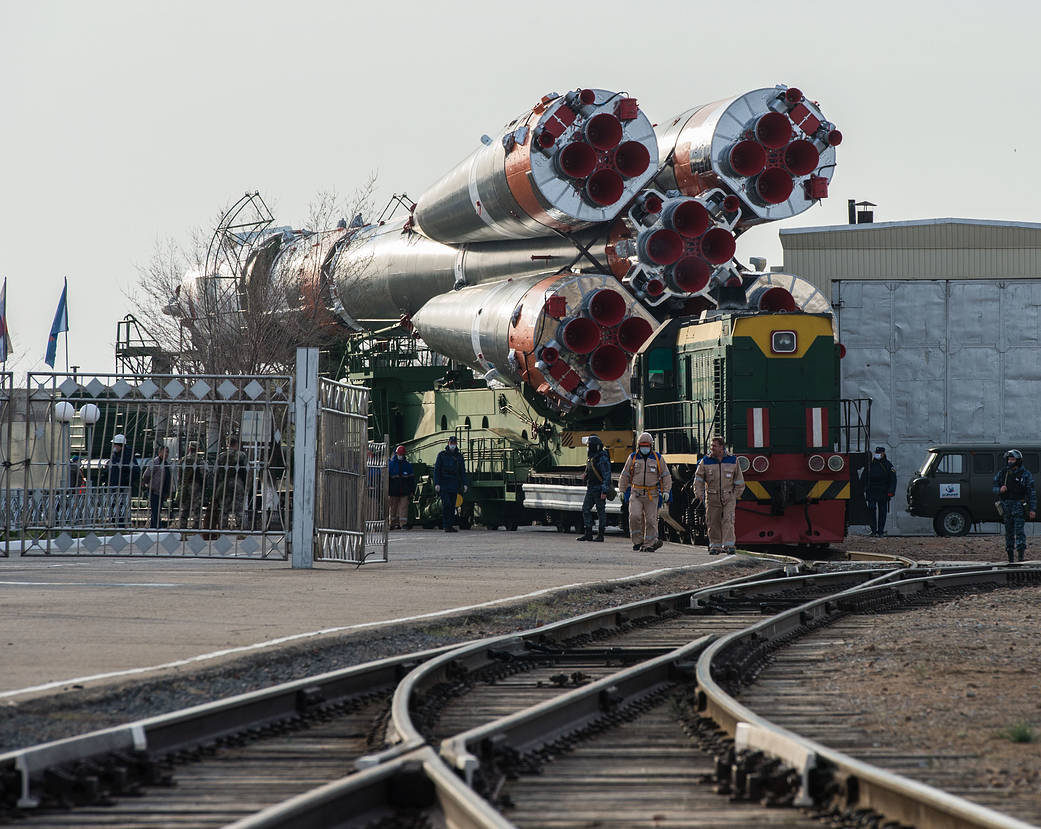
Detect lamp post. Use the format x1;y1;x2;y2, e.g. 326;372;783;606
78;404;100;525
52;402;75;528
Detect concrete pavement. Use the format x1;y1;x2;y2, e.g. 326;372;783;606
0;526;714;698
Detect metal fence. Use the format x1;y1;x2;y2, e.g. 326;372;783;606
4;371;293;559
0;371;13;555
313;377;388;564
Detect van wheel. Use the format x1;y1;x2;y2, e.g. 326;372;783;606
935;508;971;537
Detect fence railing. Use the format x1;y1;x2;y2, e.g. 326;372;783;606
1;355;379;566
3;371;293;559
312;376;387;564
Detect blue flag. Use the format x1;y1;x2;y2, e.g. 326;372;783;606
44;278;69;369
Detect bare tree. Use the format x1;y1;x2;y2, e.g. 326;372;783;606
128;181;375;376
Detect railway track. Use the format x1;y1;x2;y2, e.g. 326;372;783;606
2;560;1039;828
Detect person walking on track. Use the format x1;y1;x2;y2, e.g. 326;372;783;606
618;432;672;552
388;445;416;530
433;435;469;532
577;435;612;542
693;436;745;555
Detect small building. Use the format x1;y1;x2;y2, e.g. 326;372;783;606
780;218;1041;534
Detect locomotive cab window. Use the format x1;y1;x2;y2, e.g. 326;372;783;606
771;330;797;353
647;347;674;389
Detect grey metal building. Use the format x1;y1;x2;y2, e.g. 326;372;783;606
780;218;1041;534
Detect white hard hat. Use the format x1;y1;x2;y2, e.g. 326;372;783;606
112;433;126;444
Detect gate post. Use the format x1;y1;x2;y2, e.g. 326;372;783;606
292;348;319;569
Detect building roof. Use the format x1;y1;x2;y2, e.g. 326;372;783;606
781;218;1041;250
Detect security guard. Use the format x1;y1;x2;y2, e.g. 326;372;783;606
693;436;745;555
618;432;672;552
577;435;612;542
992;449;1037;562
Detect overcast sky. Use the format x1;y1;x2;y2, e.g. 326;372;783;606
2;0;1038;376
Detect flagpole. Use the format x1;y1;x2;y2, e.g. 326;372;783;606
64;278;69;373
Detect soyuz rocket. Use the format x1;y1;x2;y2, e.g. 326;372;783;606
176;84;841;412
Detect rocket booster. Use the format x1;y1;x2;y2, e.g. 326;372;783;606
327;188;739;328
654;86;841;228
411;273;657;410
413;88;659;244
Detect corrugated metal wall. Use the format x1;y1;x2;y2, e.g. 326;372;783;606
835;279;1041;534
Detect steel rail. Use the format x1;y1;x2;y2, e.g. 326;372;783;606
0;645;455;810
376;566;897;770
224;746;513;829
374;565;810;763
844;547;919;566
695;563;1041;829
439;634;715;785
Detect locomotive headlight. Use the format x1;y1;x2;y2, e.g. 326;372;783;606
807;454;825;472
771;330;797;353
827;454;845;472
737;455;751;471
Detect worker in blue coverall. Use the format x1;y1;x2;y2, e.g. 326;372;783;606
992;449;1037;562
433;435;469;532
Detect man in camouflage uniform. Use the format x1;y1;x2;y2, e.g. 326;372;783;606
211;436;249;530
177;441;210;530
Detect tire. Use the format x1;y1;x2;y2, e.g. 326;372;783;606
935;507;971;537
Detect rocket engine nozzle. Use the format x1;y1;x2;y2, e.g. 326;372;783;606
754;168;794;205
784;139;820;177
700;227;737;265
561;317;601;354
584;113;623;150
556;142;598;178
617;316;654;353
637;228;684;266
755;111;791;149
585;288;627;327
611;141;651;178
589;345;628;381
661;199;711;239
756;286;798;312
728;140;768;177
669;256;711;294
584;169;625;206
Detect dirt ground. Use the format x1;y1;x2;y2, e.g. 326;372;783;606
836;531;1032;563
814;553;1041;823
